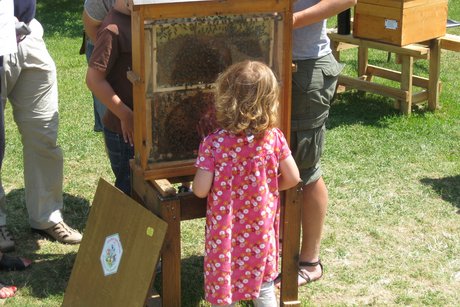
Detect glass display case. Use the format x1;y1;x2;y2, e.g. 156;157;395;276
131;0;293;180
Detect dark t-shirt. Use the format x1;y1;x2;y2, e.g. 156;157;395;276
14;0;36;23
89;9;132;135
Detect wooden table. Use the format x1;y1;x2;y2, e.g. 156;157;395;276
328;32;449;115
131;163;303;306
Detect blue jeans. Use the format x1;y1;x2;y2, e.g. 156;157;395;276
103;128;134;195
86;41;107;132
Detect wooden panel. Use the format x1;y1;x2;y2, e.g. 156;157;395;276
353;0;447;46
179;194;207;220
355;3;400;19
400;2;447;46
357;0;445;9
133;0;289;19
63;178;167;307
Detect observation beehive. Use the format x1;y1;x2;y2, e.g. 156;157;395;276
130;0;293;180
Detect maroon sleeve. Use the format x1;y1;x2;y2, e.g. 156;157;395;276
88;26;119;74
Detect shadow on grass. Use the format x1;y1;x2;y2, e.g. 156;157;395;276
5;189;90;251
1;189;90;301
327;91;400;129
1;252;77;299
420;175;460;212
35;0;83;38
154;255;205;307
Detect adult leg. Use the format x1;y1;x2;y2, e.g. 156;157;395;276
299;176;327;283
290;54;341;286
4;19;81;243
0;63;14;252
6;20;63;230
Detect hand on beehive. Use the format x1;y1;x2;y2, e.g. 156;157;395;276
120;107;134;146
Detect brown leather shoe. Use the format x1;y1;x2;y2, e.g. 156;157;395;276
32;221;82;244
0;226;15;252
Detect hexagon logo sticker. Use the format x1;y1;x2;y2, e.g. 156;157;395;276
100;233;123;276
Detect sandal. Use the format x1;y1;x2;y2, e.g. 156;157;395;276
0;254;32;271
0;282;17;299
298;259;323;286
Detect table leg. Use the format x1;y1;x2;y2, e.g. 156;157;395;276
428;38;441;111
160;199;181;307
400;55;414;115
358;46;369;79
280;183;303;306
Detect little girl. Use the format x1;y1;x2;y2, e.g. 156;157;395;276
193;61;300;306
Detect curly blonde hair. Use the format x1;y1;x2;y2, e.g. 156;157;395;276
214;60;280;136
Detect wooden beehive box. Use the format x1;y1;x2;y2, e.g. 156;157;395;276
353;0;448;46
130;0;293;181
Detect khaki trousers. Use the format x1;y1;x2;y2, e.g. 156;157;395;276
0;19;63;229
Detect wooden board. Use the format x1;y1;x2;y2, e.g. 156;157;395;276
353;0;448;46
63;178;167;307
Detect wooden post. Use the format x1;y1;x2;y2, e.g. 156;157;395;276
400;55;414;115
428;38;441;111
159;198;181;306
280;182;303;307
358;46;369;80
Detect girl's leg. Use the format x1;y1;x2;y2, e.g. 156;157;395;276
253;281;277;307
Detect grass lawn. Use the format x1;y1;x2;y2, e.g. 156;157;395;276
1;1;459;306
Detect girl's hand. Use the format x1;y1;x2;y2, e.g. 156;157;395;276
120;107;134;146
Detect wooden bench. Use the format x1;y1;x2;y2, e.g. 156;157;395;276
328;32;460;115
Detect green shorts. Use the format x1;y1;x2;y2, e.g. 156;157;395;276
291;125;326;185
290;53;342;184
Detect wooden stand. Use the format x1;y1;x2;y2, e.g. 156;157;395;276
329;32;460;115
329;32;443;115
131;163;302;306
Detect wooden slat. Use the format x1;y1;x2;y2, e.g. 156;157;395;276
366;65;429;88
328;33;429;58
151;179;176;197
440;34;460;52
144;164;196;181
132;0;289;19
179;194;207;221
412;91;428;104
131;10;149;170
338;75;408;100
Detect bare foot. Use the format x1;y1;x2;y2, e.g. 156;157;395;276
0;283;17;299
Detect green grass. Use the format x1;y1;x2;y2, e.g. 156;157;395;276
1;1;460;306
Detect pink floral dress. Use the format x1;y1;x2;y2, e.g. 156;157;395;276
195;128;291;305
